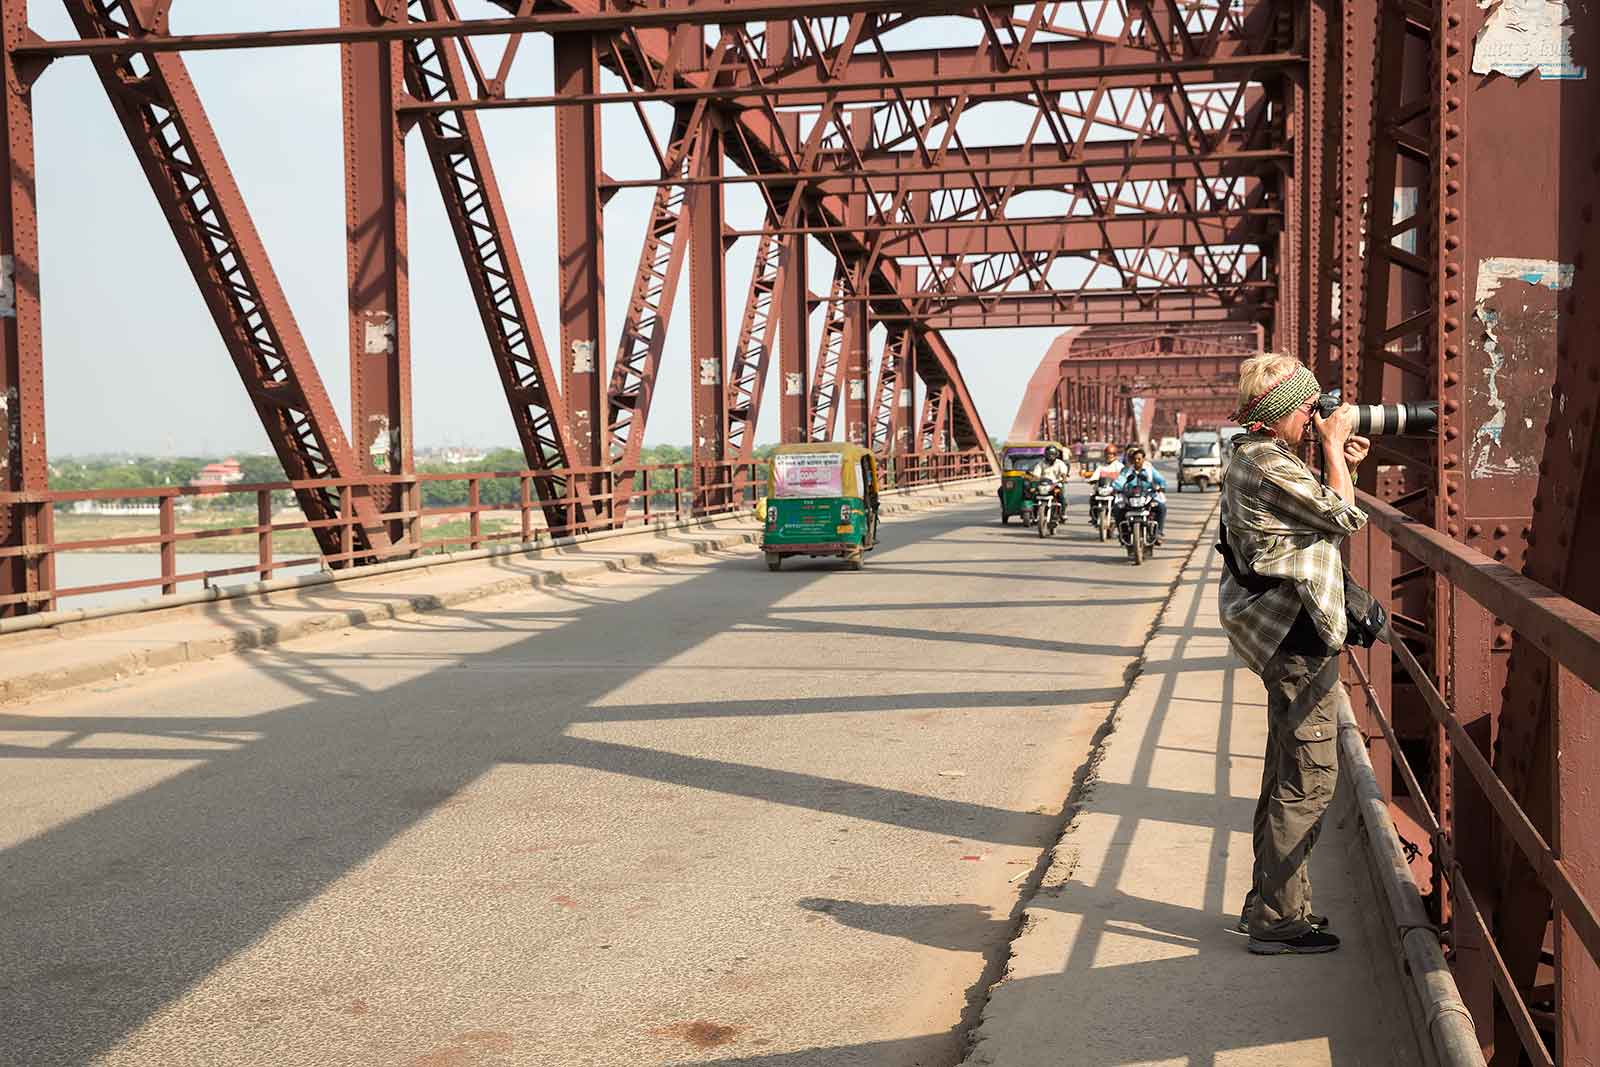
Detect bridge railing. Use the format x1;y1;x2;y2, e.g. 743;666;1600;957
0;450;992;612
1347;489;1600;1066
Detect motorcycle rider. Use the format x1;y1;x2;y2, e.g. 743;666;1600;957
1083;443;1124;524
1034;444;1074;516
1112;447;1167;543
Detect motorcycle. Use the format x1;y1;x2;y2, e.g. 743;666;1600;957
1034;478;1062;538
1117;485;1160;564
1089;476;1115;542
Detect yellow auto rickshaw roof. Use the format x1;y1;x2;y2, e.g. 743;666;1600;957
766;441;876;497
1003;440;1063;453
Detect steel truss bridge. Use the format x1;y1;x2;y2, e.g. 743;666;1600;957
0;1;1598;1061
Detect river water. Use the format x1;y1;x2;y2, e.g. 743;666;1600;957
51;554;323;611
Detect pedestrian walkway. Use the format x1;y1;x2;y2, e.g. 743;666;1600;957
962;512;1422;1066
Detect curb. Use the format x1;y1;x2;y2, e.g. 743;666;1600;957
958;494;1223;1065
0;481;994;707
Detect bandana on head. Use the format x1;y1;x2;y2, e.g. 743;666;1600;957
1234;364;1318;430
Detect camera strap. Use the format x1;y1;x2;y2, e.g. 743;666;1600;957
1215;517;1283;595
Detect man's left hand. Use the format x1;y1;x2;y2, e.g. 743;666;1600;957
1344;435;1371;468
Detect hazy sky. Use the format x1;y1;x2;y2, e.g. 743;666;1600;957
30;2;1060;457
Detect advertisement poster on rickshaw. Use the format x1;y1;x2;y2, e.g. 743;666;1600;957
772;452;844;498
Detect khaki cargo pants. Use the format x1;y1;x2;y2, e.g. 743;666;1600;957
1242;652;1344;941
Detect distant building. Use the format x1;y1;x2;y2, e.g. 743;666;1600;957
191;458;244;487
437;447;486;466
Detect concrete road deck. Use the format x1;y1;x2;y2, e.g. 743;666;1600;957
961;510;1421;1067
0;472;1417;1066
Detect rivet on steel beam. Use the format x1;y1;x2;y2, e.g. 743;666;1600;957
1445;236;1460;251
1443;399;1459;413
1445;455;1458;468
1444;208;1460;223
1446;13;1462;26
1444;371;1460;386
1494;524;1508;537
1446;154;1461;167
1446;97;1460;111
1444;291;1459;305
1467;523;1482;537
1446;481;1459;495
1447;503;1459;516
1444;317;1460;333
1494;547;1508;561
1447;523;1460;536
1445;261;1460;276
1445;427;1459;440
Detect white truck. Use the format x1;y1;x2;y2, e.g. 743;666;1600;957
1176;429;1223;492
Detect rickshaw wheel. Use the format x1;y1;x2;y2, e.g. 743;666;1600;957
846;553;864;571
765;553;783;571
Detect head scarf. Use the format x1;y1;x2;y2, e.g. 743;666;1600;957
1235;364;1318;430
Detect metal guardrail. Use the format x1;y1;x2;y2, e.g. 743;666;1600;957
1351;488;1600;1067
0;450;991;611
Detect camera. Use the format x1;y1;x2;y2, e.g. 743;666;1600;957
1312;391;1438;436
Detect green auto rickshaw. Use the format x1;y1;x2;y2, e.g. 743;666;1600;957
761;442;880;571
997;440;1062;525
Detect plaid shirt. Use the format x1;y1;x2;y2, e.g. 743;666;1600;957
1218;433;1367;673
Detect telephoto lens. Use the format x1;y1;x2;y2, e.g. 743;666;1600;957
1313;392;1438;436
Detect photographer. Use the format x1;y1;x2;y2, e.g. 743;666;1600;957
1219;353;1369;956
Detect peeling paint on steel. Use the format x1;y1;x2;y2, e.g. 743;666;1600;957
571;339;595;374
784;372;802;396
1469;257;1571;478
699;358;720;386
1472;0;1586;79
848;378;865;400
0;255;14;318
898;388;912;406
366;414;395;472
0;388;16;475
362;311;395;354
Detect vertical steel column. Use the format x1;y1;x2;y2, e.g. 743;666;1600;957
688;114;727;510
1301;0;1335;383
778;231;809;443
893;330;914;456
0;0;45;616
554;32;604;507
841;297;869;446
341;0;410;547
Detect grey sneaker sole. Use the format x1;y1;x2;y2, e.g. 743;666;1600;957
1247;937;1340;955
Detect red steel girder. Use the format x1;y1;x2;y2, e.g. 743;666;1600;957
606;108;701;510
56;0;386;560
687;108;728;509
809;265;848;442
777;230;810;444
0;0;48;615
554;32;606;508
342;0;411;538
402;0;574;530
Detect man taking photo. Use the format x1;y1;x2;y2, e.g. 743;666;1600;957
1218;353;1369;956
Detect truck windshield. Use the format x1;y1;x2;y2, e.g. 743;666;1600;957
1182;442;1219;460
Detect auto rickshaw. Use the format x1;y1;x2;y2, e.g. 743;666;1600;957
997;441;1062;524
761;442;881;571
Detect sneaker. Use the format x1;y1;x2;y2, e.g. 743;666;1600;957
1247;929;1342;955
1237;912;1328;934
